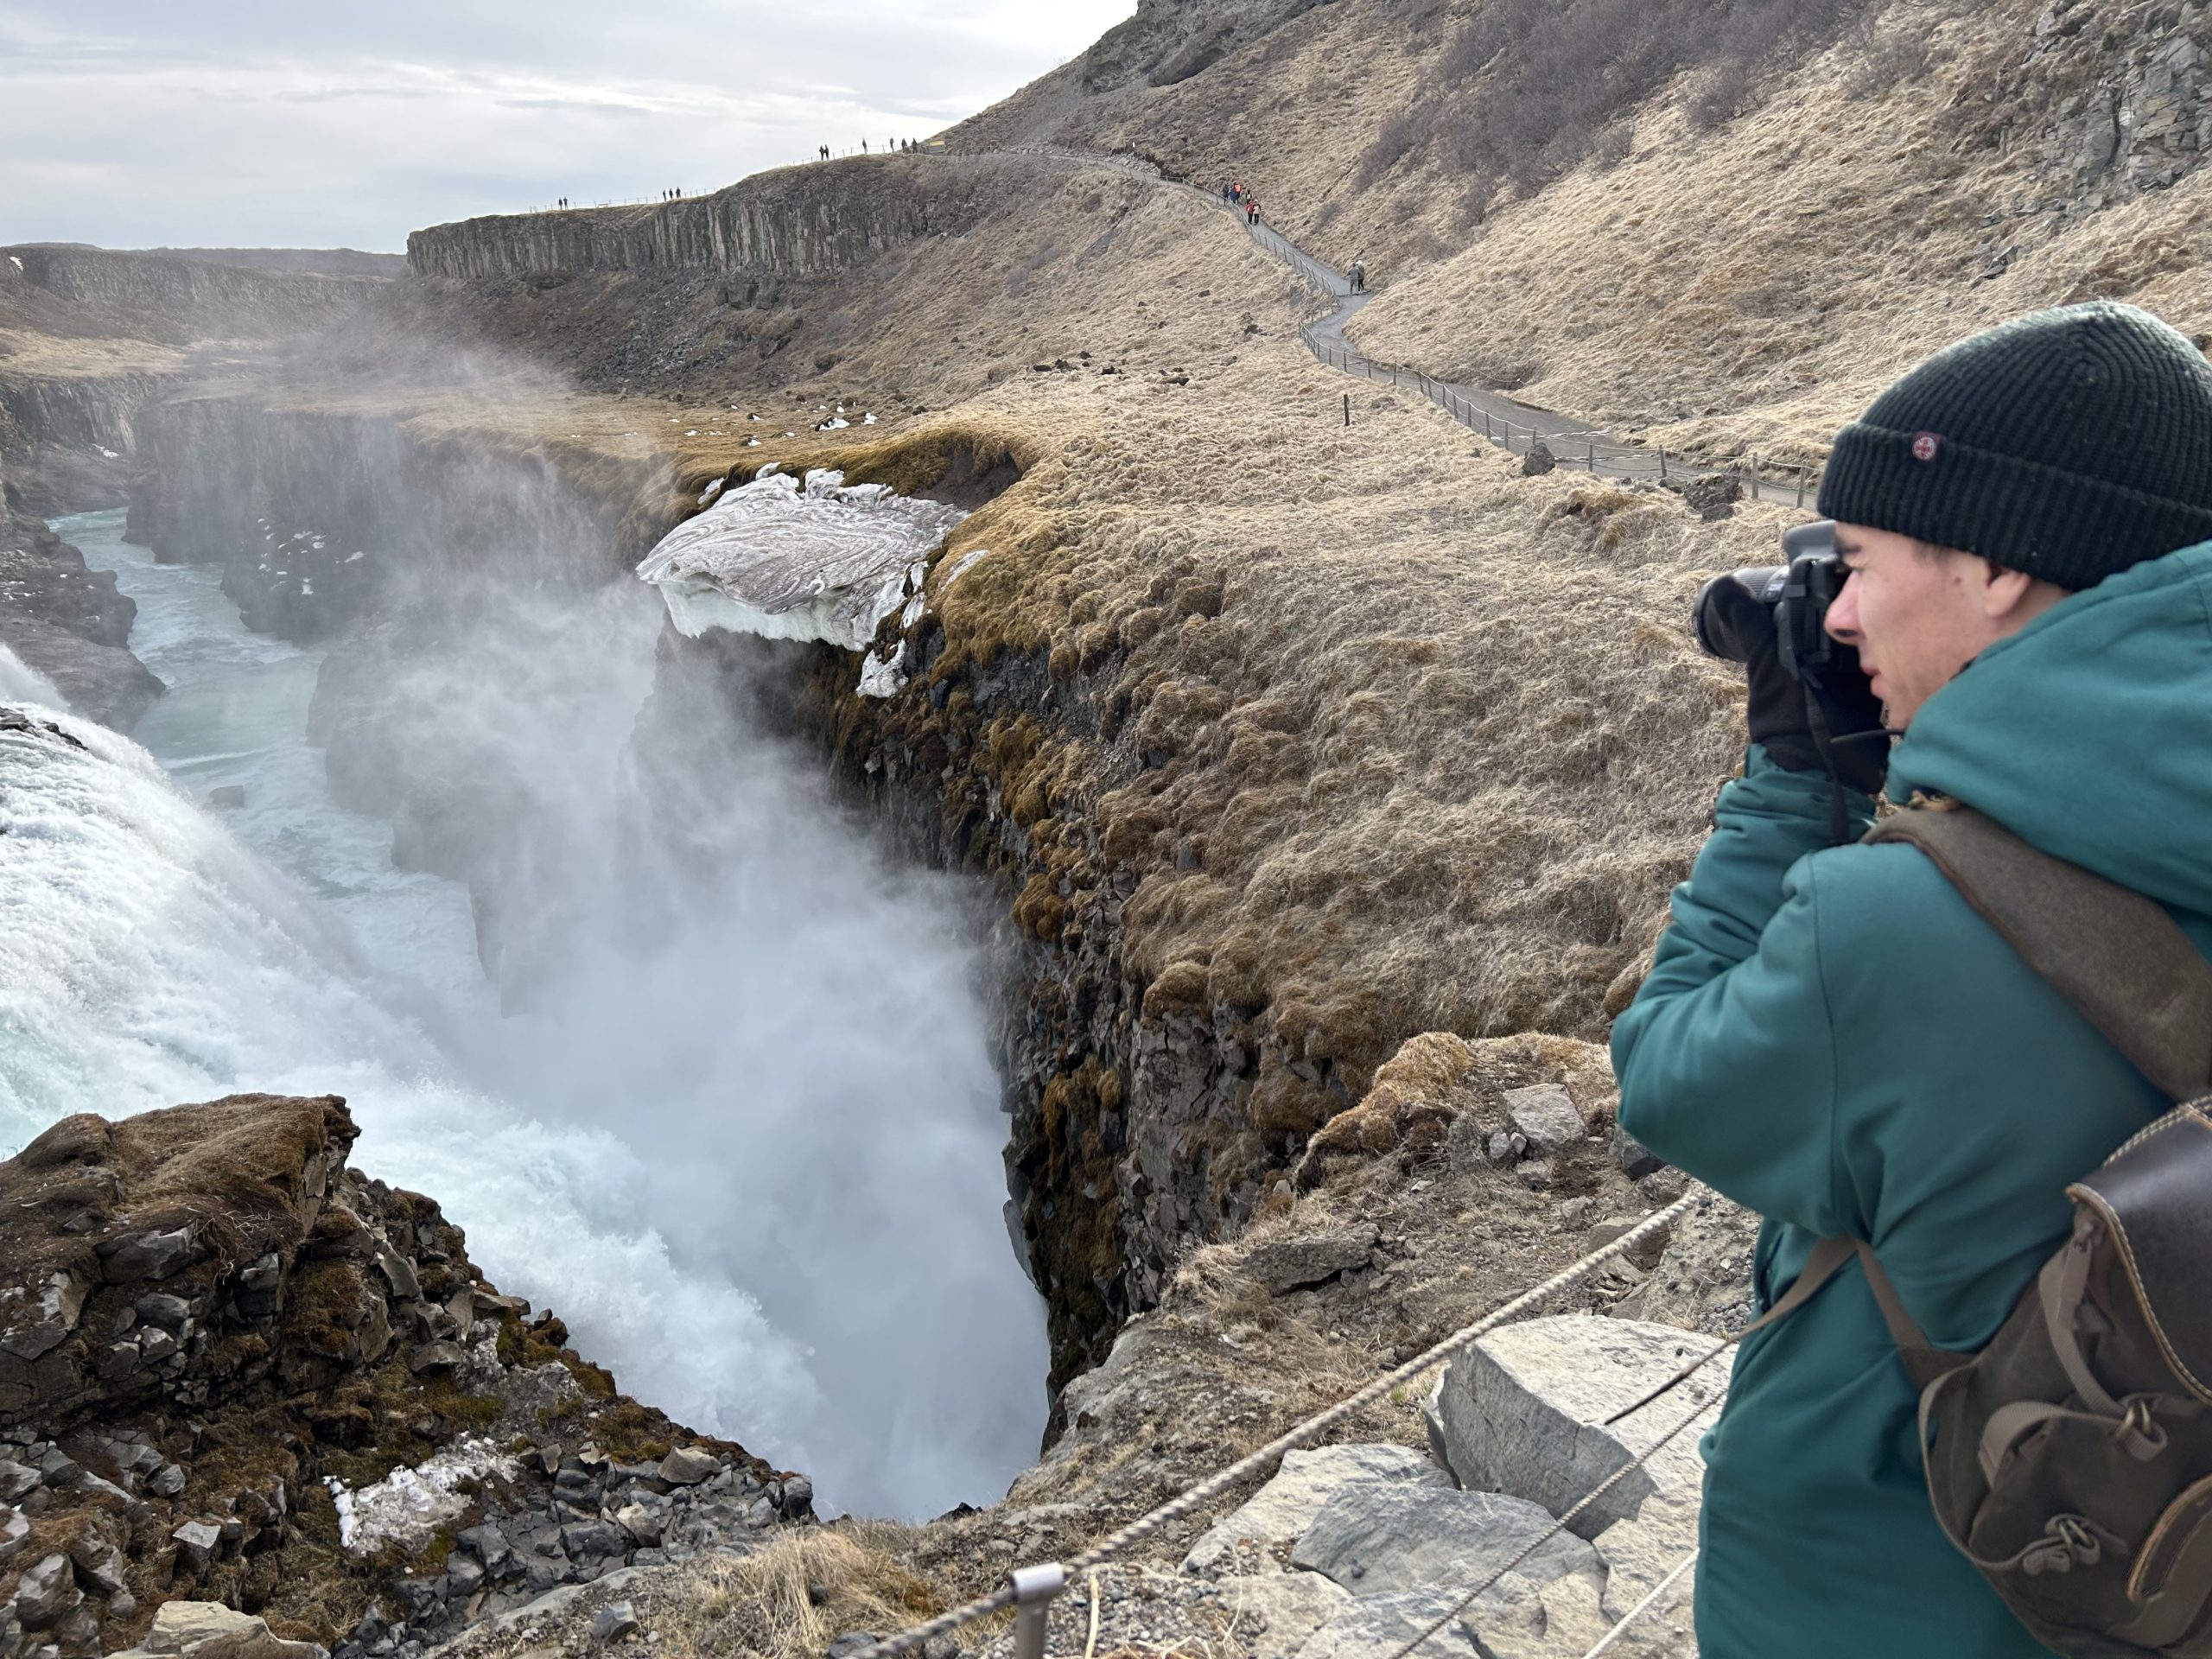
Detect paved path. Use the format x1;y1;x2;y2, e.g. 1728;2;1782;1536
992;143;1821;510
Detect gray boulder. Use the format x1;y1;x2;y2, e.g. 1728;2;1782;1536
592;1602;640;1643
1243;1225;1378;1295
98;1227;198;1283
169;1519;224;1573
11;1554;78;1629
1502;1084;1585;1156
1426;1315;1732;1541
614;1503;663;1547
1289;1484;1600;1596
1183;1443;1450;1573
658;1446;717;1485
1679;473;1743;521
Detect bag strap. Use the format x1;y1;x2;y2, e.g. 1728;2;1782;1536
1774;799;2212;1387
1744;1235;1965;1389
1866;799;2212;1103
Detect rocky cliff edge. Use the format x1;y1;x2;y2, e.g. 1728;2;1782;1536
0;1096;811;1659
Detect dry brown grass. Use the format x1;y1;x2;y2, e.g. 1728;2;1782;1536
944;0;2211;467
1339;0;2212;458
654;1526;943;1659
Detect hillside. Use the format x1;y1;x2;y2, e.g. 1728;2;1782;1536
946;0;2212;463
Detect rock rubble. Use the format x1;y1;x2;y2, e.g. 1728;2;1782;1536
0;1096;808;1659
1157;1317;1715;1657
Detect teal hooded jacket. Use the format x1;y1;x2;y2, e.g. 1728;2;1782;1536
1611;541;2212;1656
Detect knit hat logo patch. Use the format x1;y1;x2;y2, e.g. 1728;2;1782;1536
1911;431;1942;463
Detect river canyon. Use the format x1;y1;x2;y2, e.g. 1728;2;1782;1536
3;461;1049;1523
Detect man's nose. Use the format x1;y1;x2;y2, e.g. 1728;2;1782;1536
1827;575;1863;643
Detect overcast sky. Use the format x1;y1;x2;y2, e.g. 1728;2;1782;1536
0;2;1137;252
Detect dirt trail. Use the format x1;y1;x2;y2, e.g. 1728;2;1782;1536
944;142;1821;508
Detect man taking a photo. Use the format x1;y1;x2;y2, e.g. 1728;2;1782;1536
1612;301;2212;1656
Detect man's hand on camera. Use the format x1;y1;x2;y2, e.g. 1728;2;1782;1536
1705;576;1890;796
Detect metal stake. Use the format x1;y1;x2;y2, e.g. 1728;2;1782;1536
1796;464;1808;510
1586;442;1596;474
1011;1565;1070;1659
1659;447;1668;483
1344;392;1351;428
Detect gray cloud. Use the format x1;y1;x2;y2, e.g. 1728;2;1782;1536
0;1;1133;251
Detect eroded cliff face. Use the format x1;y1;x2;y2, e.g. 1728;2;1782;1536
0;507;162;728
0;373;176;517
1;248;385;342
0;1091;805;1659
129;394;650;641
405;155;1038;283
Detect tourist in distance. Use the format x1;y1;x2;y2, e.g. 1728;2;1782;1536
1348;256;1366;293
1612;302;2212;1656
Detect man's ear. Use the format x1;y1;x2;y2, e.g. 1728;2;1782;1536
1978;558;2038;623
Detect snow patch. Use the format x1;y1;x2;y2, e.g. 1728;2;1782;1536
941;548;992;589
635;472;964;664
95;446;120;460
857;642;907;698
698;478;725;507
324;1438;518;1555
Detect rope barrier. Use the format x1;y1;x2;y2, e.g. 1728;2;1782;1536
1580;1551;1698;1659
842;1193;1697;1659
1370;1339;1733;1659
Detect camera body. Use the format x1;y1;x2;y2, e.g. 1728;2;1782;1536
1694;519;1848;687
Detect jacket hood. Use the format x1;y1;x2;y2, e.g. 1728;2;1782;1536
1886;539;2212;918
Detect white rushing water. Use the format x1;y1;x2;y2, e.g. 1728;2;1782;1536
0;510;1046;1518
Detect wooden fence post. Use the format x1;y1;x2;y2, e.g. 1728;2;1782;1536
1659;447;1669;483
1796;465;1808;510
1344;392;1351;428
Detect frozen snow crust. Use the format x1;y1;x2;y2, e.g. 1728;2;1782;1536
635;468;963;660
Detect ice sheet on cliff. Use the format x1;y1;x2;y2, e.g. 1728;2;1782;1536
635;470;964;669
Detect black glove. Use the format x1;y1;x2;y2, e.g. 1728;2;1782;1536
1703;576;1891;799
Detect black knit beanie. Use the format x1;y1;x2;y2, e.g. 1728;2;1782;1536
1817;302;2212;591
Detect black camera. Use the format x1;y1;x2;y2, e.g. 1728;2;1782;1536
1694;519;1847;688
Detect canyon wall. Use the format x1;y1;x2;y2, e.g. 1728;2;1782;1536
405;154;1039;282
0;371;180;513
130;393;657;636
2;245;386;340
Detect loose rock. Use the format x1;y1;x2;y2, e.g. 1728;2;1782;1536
1183;1443;1450;1573
1289;1484;1601;1595
1242;1225;1379;1295
1502;1084;1585;1155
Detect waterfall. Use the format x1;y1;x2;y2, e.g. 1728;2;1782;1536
3;508;1047;1519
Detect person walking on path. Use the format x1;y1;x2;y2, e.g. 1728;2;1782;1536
1612;300;2212;1658
1246;200;1261;226
1349;256;1366;293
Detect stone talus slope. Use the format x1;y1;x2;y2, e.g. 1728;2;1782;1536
0;1095;809;1659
